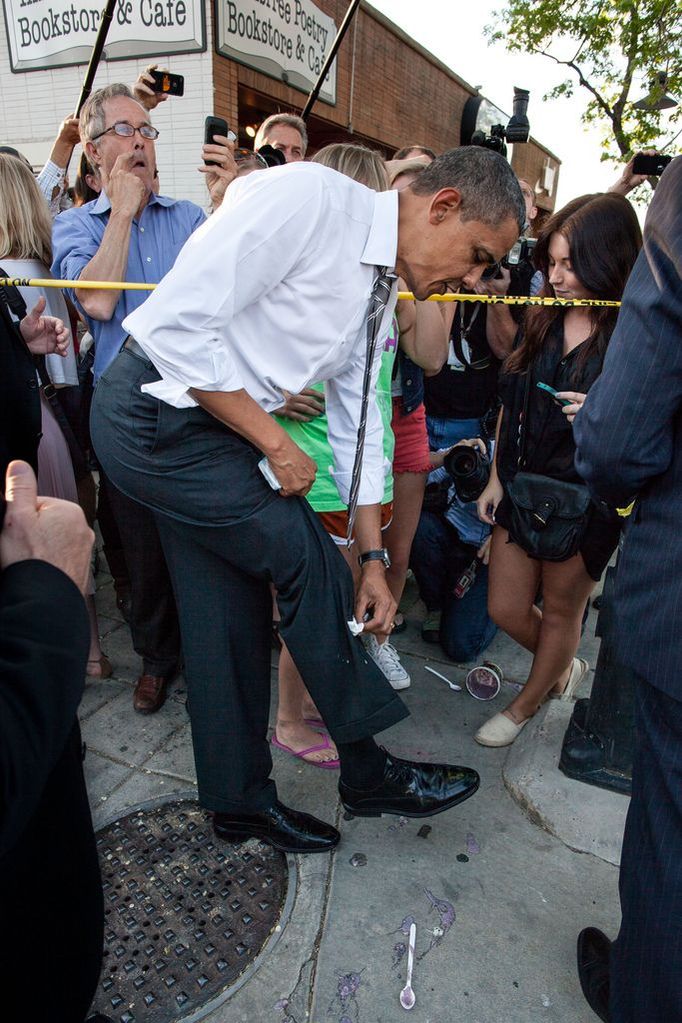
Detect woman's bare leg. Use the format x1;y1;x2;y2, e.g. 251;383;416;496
507;553;596;721
487;526;543;652
275;642;339;763
383;471;428;618
273;546;358;763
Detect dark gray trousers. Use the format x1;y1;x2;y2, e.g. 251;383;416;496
610;676;682;1023
91;346;408;812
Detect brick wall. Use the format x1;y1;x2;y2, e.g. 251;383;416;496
512;141;560;215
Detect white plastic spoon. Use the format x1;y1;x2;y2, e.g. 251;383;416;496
424;664;462;691
400;922;417;1010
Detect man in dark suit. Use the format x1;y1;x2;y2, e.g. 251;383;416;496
573;156;682;1023
0;459;104;1022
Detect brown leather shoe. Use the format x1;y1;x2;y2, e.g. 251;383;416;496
133;673;168;714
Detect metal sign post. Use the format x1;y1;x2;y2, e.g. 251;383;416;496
301;0;361;121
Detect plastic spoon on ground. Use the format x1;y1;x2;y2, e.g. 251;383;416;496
400;922;417;1010
424;664;462;691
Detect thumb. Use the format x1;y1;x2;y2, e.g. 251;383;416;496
4;460;38;510
27;295;46;320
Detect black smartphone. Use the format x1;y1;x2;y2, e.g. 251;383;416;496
632;152;672;177
149;69;184;97
204;116;229;166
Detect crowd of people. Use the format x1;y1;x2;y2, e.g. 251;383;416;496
0;62;679;1023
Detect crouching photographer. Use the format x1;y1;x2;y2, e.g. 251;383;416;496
410;438;496;662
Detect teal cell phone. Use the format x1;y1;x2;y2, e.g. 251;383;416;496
536;381;573;407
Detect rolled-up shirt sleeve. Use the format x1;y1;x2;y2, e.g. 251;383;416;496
325;336;386;506
124;173;326;408
51;211;97;314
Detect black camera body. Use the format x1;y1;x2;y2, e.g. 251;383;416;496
507;236;536;267
256;144;286;168
471;87;530;160
443;445;491;504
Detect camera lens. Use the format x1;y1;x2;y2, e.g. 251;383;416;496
443;445;490;504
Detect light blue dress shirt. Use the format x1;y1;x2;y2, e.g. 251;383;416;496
51;190;205;380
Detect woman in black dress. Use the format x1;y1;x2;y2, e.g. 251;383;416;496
475;192;642;747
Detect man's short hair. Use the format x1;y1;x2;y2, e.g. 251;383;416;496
410;146;526;232
80;84;144;145
393;145;437;161
255;113;308;154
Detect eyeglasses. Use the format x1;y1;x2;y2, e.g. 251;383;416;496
91;121;160;142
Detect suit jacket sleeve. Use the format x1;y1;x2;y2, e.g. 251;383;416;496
574;157;682;506
0;560;89;857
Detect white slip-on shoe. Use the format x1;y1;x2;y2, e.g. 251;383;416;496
475;711;529;747
551;656;590;701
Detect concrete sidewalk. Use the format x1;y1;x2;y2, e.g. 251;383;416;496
84;564;624;1023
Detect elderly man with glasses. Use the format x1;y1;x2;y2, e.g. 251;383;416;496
52;83;235;717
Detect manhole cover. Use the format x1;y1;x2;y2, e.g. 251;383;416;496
91;800;288;1022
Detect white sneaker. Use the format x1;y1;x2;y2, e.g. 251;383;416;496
363;635;411;690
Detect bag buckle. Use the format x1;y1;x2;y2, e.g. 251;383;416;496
532;498;555;529
42;382;57;400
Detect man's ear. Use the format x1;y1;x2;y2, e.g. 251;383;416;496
84;140;100;167
428;187;462;226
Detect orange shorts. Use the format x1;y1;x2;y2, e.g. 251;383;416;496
317;502;394;546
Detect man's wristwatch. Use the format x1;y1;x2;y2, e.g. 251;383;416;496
358;548;391;569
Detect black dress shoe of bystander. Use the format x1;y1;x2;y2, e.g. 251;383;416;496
213;801;340;854
339;750;480;818
577;927;611;1023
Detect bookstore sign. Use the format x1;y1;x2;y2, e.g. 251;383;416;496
215;0;337;105
2;0;205;72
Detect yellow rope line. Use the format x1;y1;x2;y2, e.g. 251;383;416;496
0;278;622;308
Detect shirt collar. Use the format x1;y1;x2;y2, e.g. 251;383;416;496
361;189;399;271
89;190;178;216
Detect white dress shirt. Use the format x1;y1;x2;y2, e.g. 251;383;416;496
123;163;399;506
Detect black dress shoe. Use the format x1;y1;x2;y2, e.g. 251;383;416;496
338;750;479;818
577;927;611;1022
213;801;340;854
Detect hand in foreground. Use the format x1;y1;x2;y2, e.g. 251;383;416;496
199;135;238;208
354;564;397;636
133;65;169;110
20;297;69;356
277;388;326;422
556;390;587;424
268;440;317;497
476;477;504;526
477;535;491;565
1;461;94;594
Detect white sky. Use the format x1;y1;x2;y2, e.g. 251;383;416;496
368;0;675;209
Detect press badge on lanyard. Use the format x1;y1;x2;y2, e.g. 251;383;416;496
447;336;471;372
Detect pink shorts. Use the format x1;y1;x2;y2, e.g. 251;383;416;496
391;398;432;474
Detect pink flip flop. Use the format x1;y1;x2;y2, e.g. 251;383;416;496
304;716;329;733
271;732;340;770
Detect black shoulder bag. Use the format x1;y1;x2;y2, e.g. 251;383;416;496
506;372;592;562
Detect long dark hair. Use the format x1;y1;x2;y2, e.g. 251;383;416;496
506;192;642;373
